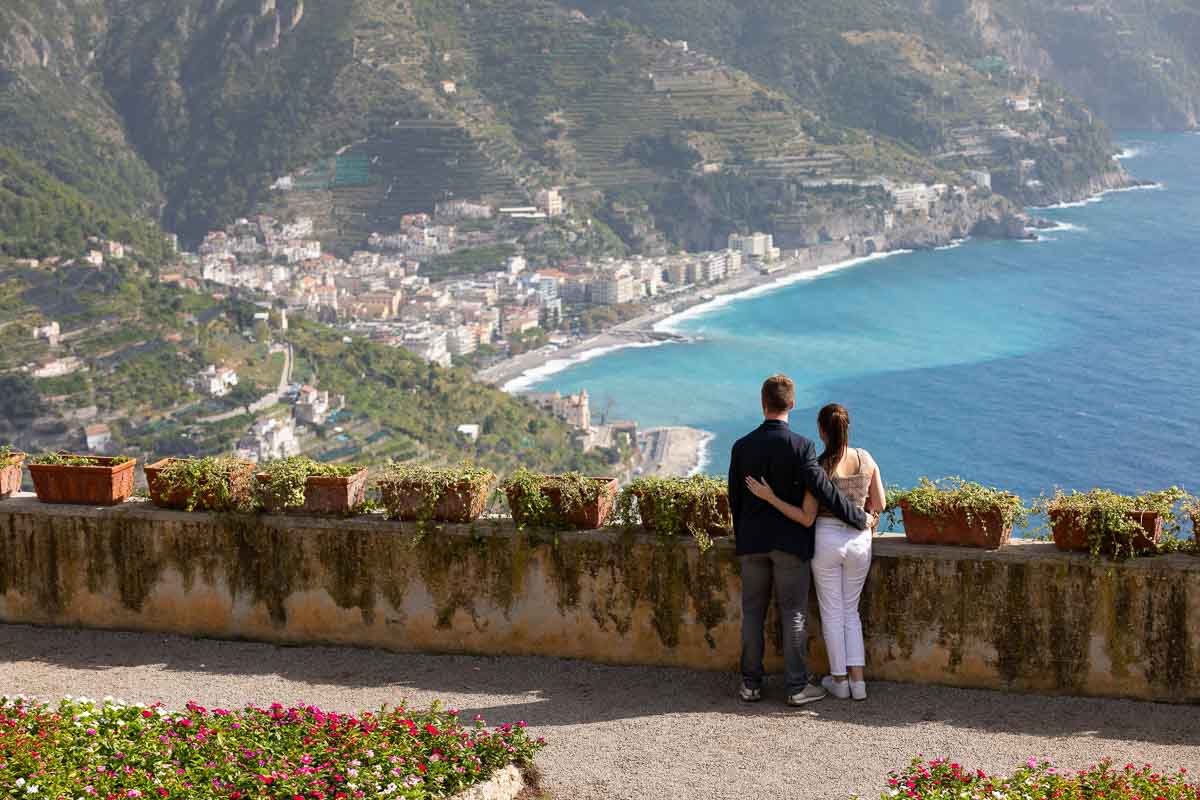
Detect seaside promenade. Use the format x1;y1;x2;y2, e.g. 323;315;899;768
3;624;1195;800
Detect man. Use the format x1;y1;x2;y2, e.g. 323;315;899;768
728;374;876;706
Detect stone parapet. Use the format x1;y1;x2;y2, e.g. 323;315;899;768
0;496;1196;702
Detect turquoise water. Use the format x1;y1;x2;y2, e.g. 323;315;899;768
530;133;1200;502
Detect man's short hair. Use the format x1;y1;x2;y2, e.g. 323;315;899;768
761;374;795;414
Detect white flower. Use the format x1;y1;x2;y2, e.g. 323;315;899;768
25;784;39;795
16;778;26;787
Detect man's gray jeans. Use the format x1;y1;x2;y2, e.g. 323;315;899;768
739;550;811;694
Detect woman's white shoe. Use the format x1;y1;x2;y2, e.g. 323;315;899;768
850;680;867;701
821;675;851;699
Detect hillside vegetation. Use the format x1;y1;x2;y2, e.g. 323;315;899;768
0;261;610;476
0;0;1149;256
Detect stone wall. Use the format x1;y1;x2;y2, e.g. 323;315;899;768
1;496;1197;703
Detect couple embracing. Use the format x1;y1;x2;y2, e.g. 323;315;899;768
728;374;885;706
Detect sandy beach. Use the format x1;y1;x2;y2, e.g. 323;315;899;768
637;426;716;477
478;247;913;393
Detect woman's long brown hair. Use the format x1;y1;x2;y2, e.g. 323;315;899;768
817;403;851;476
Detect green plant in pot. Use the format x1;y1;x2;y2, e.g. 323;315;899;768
376;462;497;525
145;457;257;513
616;475;731;552
1034;487;1186;559
503;468;618;530
257;456;367;514
886;477;1027;549
26;453;137;506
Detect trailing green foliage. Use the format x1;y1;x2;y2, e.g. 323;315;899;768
617;475;730;551
503;468;610;529
886;477;1028;533
0;445;19;463
27;454;132;467
152;457;257;513
1033;487;1187;559
376;462;498;525
257;456;363;511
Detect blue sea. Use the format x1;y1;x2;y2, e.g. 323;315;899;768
527;133;1200;503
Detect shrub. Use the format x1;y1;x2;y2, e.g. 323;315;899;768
0;696;545;800
257;456;364;511
376;462;497;525
1034;487;1186;559
886;477;1027;533
870;757;1199;799
616;475;730;551
503;468;610;529
153;457;257;513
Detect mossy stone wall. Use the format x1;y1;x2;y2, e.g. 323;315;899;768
0;497;1197;702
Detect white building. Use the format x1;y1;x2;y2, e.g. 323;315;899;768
457;423;481;442
534;187;564;218
401;326;452;368
197;365;239;398
84;423;112;453
595;267;637;305
447;325;481;357
728;232;780;261
294;385;331;425
31;357;83;379
32;321;61;347
965;170;992;190
507;255;527;276
83;250;105;268
242;417;300;462
528;390;591;432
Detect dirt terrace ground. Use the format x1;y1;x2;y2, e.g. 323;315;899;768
1;625;1197;800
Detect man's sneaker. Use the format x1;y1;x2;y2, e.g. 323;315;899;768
850;680;868;701
739;684;763;703
821;675;851;700
786;683;826;706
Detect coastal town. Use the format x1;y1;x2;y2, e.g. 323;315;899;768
7;161;1027;477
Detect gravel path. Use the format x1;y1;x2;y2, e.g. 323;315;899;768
1;625;1197;799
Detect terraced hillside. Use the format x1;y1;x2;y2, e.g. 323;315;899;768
0;260;611;475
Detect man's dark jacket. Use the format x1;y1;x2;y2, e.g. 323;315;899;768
728;419;868;559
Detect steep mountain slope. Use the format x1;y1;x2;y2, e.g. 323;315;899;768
927;0;1200;131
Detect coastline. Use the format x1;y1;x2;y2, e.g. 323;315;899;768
481;248;914;392
637;426;716;478
479;155;1155;477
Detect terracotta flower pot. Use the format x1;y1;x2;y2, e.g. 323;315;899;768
380;475;497;523
506;476;619;530
1;453;26;498
28;456;136;506
257;468;369;515
145;458;257;512
633;487;733;538
899;502;1012;549
1049;509;1161;554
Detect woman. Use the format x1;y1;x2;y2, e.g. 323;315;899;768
745;403;885;701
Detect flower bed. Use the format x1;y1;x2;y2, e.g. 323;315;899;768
873;757;1199;800
0;696;544;799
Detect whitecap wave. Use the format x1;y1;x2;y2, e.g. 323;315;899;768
1115;146;1142;160
934;239;967;251
1031;182;1163;211
502;340;670;393
1039;221;1086;233
653;249;913;335
688;430;718;477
